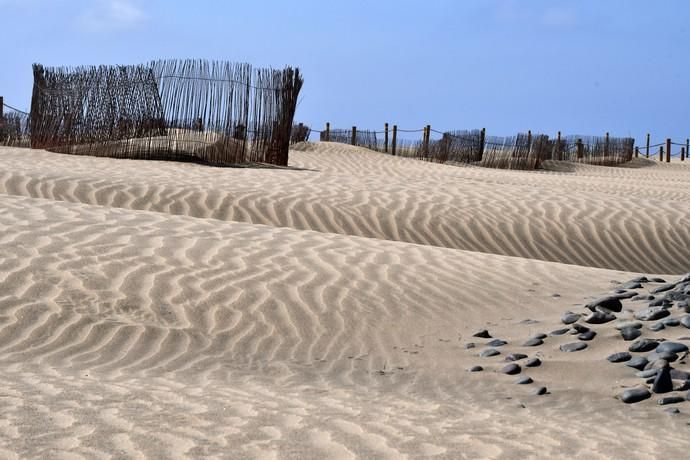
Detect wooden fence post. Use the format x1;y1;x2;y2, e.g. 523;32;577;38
686;139;689;162
659;145;664;161
666;138;671;162
681;147;686;162
384;123;389;153
0;96;4;121
325;122;330;141
646;133;650;158
527;130;532;151
479;127;485;160
635;146;639;158
556;131;561;160
576;138;583;160
604;132;610;157
424;124;431;154
392;125;397;156
351;126;357;146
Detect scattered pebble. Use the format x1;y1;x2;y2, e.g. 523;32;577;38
480;348;501;358
586;296;622;313
585;311;616;324
523;337;544;347
561;312;581;325
626;357;649;370
636;369;658;378
620;327;642;341
468;366;483;372
607;352;631;363
487;339;508;347
465;343;476;349
657;396;685;406
505;353;528;362
473;329;492;339
652;367;674;394
615;321;643;330
665;407;681;414
657;342;689;354
629;338;659;353
525;358;541;368
619;387;651;404
549;328;570;336
500;364;521;375
651;284;675;294
515;376;533;384
533;386;548;395
681;315;690;329
578;330;597;341
560;342;587;352
648;322;666;332
634;307;670;322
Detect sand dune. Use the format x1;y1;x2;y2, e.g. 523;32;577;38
1;143;689;274
1;144;690;457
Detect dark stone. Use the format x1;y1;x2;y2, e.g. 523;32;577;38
585;311;616;324
473;329;492;338
620;327;642;341
651;283;675;294
465;342;476;349
615;321;643;330
663;317;680;327
671;369;690;380
561;312;581;325
468;366;483;372
501;364;521;375
523;338;544;347
636;369;658;378
549;328;570;336
487;339;508;347
619;388;651;403
649;298;672;307
572;324;590;333
657;396;685;405
515;376;533;384
621;281;643;290
652;367;674;394
578;330;597;341
634;307;670;321
648;322;666;332
480;348;501;358
560;342;588;352
625;356;649;370
607;352;631;363
681;315;690;329
519;319;540;325
505;353;528;362
613;291;639;300
631;276;650;283
532;333;548;340
656;342;689;354
533;386;548;395
650;278;667;283
646;359;670;371
629;339;659;353
632;295;654;301
525;358;541;368
585;296;622;313
646;352;678;365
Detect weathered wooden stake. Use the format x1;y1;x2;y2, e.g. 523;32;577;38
686;139;689;162
681;147;686;162
384;123;389;153
666;138;671;162
576;138;584;160
604;132;610;157
478;128;486;160
392;125;397;156
325;122;330;141
351;126;357;146
646;133;650;158
556;131;561;160
424;124;431;154
659;145;664;161
527;130;532;150
635;146;639;158
0;96;4;120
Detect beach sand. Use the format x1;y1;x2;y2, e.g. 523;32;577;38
0;143;689;458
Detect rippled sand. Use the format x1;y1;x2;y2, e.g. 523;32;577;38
0;144;689;458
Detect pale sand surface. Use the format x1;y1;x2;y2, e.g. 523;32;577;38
1;143;689;458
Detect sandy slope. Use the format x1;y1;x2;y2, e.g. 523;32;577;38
1;143;688;273
1;144;690;458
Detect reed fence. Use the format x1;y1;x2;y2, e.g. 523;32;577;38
26;59;303;166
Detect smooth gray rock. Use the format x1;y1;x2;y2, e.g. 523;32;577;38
480;348;501;358
634;307;670;321
549;328;570;336
585;311;616;324
473;329;492;338
578;330;597;341
572;324;590;333
636;369;658;378
505;353;528;362
533;386;548;395
620;327;642;341
621;281;643;290
648;322;666;332
500;364;521;375
585;296;622;313
681;315;690;328
646;359;670;371
629;339;659;353
651;283;675;294
533;333;548;340
650;277;667;283
465;342;476;349
671;369;690;380
615;321;643;330
649;298;672;307
630;276;650;283
560;342;588;352
625;356;649;370
657;396;685;405
523;338;544;347
652;367;674;393
515;376;533;384
525;358;542;368
646;352;678;364
487;339;508;347
632;295;654;301
663;317;680;327
607;352;632;363
619;388;651;403
656;342;689;354
468;366;483;372
561;312;581;325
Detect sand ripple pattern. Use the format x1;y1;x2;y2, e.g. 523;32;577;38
1;145;689;273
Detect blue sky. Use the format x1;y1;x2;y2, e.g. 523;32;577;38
1;0;689;148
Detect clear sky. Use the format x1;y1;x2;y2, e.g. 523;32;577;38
1;0;689;148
